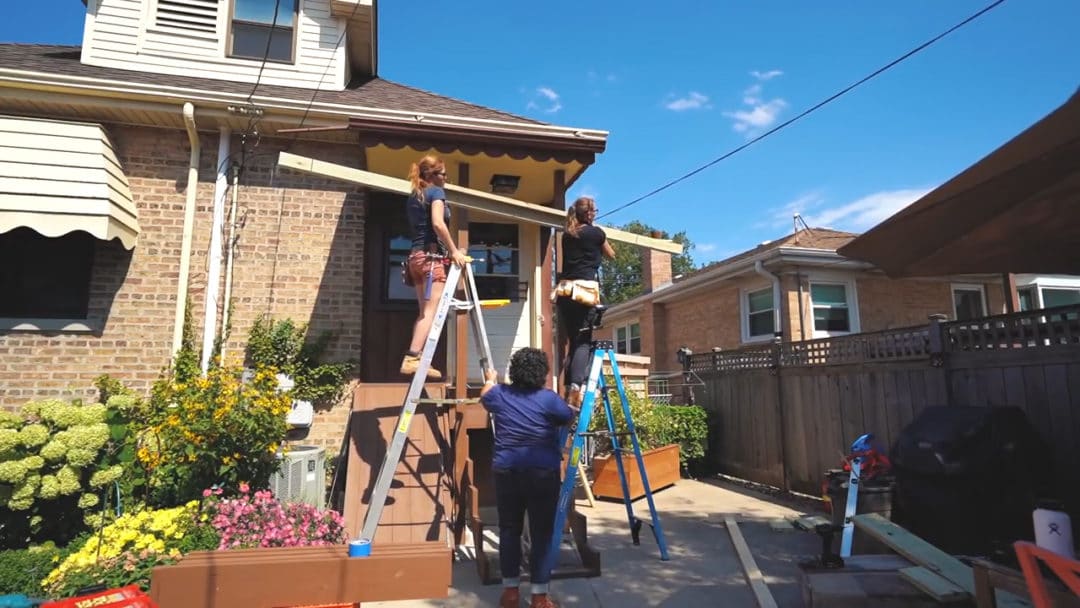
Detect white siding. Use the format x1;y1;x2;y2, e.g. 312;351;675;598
82;0;347;91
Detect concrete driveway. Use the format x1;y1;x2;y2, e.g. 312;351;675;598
368;478;822;607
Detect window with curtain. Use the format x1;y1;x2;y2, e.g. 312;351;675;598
810;283;851;334
230;0;298;63
745;287;775;340
615;323;641;355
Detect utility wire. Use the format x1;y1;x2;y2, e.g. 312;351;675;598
598;0;1007;220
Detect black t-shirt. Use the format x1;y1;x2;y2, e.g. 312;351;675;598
406;186;451;250
560;225;606;281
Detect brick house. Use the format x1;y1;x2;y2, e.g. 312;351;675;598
0;0;686;547
595;227;1070;374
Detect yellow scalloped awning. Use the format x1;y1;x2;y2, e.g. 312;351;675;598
0;115;138;249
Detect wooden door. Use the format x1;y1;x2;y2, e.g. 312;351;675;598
361;192;447;382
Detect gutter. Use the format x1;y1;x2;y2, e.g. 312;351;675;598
173;102;200;358
606;246;872;315
754;260;783;339
0;69;609;143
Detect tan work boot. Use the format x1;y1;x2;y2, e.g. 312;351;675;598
498;587;520;608
530;593;559;608
400;354;442;379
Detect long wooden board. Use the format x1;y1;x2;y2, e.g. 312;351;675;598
725;516;779;608
852;514;1031;608
278;151;684;254
900;566;969;603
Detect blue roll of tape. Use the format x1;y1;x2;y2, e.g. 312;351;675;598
349;538;372;558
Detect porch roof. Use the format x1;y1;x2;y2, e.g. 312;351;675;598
0;114;138;249
838;88;1080;277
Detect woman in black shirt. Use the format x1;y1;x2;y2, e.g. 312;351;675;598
557;197;615;405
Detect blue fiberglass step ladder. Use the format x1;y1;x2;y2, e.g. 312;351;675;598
544;340;671;576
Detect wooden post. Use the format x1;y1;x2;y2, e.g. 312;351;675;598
454;162;471;400
547;170;565;390
1002;272;1020;313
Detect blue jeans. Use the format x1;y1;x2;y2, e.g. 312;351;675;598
494;467;560;585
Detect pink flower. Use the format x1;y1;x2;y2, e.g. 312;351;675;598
238;482;250;494
202;488;213;498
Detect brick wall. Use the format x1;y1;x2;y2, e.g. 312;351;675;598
0;125;366;449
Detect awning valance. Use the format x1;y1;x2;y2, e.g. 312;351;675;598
0;115;139;249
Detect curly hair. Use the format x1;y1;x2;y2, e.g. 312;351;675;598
508;347;550;390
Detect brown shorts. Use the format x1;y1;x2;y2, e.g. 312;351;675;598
406;250;447;286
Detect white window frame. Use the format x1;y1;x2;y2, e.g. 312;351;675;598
614;322;641;355
951;283;988;321
741;285;776;344
806;275;860;338
1015;275;1080;310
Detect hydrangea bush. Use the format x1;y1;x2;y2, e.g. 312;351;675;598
0;399;129;547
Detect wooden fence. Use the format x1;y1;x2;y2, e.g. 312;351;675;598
687;305;1080;502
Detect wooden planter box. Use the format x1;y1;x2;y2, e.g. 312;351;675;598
591;443;680;500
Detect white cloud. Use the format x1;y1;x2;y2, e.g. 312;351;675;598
724;70;787;137
768;188;932;232
697;243;718;253
526;86;562;113
751;69;784;81
665;91;711;111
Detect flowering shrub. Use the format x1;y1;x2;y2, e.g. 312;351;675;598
140;363;292;506
203;484;347;549
41;501;205;596
0;399;129;547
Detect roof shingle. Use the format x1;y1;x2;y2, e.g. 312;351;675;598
0;43;544;125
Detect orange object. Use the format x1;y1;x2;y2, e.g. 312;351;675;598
42;585;158;608
1014;540;1080;608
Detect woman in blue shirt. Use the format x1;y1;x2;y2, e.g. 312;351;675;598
401;155;468;379
481;347;576;608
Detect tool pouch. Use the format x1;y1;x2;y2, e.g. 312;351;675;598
553;279;601;307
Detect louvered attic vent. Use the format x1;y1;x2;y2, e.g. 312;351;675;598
155;0;219;34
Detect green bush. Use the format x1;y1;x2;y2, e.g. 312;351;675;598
0;398;132;549
0;545;65;596
246;315;353;407
586;384;708;474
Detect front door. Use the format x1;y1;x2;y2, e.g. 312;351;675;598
360;191;447;381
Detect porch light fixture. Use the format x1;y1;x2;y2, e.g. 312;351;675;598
489;174;521;195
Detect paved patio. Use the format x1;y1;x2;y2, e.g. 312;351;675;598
368;477;822;607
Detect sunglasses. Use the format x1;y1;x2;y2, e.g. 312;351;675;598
429;171;447;178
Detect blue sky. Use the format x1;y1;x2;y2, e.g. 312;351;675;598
4;1;1078;264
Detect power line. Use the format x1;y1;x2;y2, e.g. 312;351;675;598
598;0;1007;220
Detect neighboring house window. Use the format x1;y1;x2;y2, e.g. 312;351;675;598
386;234;413;302
1015;278;1080;311
230;0;299;63
742;287;775;342
615;323;641;355
0;228;94;320
1042;288;1080;308
951;284;987;321
809;282;856;336
467;223;521;301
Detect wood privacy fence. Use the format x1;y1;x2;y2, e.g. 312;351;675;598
685;304;1080;501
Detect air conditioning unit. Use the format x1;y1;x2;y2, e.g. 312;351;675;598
269;445;326;509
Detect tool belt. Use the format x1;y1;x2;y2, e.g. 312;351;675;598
401;245;448;288
552;279;601;307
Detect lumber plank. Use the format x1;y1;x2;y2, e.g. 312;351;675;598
900;566;970;603
725;516;779;608
852;514;1031;608
277;152;683;254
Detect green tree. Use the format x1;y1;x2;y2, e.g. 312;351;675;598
600;221;696;306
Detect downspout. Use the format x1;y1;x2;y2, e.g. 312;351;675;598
796;269;806;341
220;163;240;356
754;260;783;339
200;126;232;373
173;103;200;358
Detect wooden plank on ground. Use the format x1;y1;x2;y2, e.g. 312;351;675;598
725;516;779;608
852;514;1031;608
899;566;970;603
